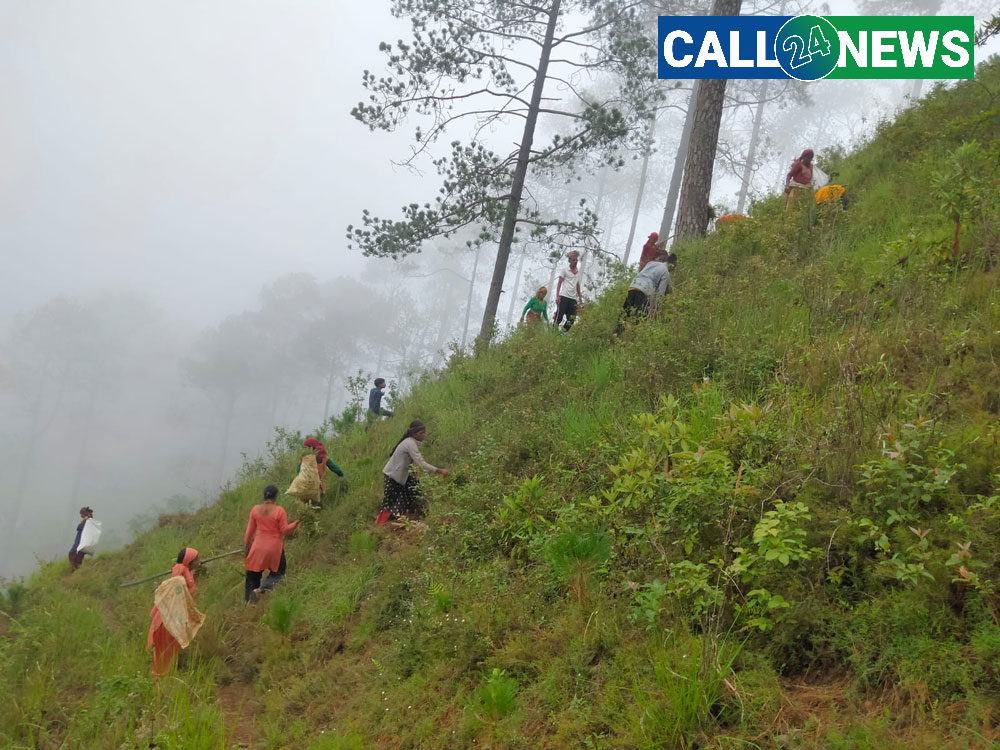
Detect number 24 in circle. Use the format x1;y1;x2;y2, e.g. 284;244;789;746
783;25;832;69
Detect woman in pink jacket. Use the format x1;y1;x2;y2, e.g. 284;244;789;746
244;485;298;602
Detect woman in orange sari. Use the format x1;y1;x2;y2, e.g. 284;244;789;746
244;484;299;602
147;547;199;676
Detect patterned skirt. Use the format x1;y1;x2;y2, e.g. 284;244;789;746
381;474;425;519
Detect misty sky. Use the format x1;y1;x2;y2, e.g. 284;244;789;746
1;1;425;324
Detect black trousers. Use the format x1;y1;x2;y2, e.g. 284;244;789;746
614;289;650;336
245;550;286;602
554;296;578;331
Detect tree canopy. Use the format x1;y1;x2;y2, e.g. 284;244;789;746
347;0;660;338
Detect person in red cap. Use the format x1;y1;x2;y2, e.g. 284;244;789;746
785;149;815;209
638;232;661;270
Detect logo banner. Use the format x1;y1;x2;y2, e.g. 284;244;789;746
658;15;975;80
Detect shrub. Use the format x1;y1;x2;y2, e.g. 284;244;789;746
468;668;518;722
631;633;743;748
348;531;377;558
545;530;612;603
264;594;300;634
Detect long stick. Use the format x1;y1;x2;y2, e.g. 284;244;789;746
118;549;243;589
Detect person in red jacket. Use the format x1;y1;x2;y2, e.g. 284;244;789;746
638;232;661;270
785;149;815;209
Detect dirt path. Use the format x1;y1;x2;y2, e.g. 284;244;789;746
216;682;262;749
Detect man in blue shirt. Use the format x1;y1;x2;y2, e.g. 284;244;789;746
368;378;394;420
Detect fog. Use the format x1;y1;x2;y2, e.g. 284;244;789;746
2;0;996;578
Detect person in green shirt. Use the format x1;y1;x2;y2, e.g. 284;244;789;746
519;286;549;324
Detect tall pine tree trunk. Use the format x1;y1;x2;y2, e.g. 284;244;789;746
675;0;742;241
69;387;99;510
623;121;655;265
323;367;336;424
736;78;769;214
479;0;561;342
462;244;483;349
217;390;236;488
658;81;700;242
505;248;528;328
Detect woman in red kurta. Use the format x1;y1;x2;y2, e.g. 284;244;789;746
147;547;199;676
244;484;298;602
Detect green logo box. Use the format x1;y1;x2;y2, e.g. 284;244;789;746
827;16;974;79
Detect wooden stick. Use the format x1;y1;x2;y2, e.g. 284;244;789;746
118;549;243;589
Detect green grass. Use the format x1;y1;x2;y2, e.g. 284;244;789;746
3;63;1000;749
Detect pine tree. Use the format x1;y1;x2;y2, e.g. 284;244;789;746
347;0;658;341
674;0;743;241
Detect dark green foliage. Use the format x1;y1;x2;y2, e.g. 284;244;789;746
468;668;519;722
264;594;300;634
545;530;612;602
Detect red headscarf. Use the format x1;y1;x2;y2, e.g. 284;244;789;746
639;232;661;270
304;438;329;479
786;149;815;188
303;438;327;464
171;547;199;593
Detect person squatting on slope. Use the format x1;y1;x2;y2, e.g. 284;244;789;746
244;485;299;602
376;420;449;526
520;286;548;324
68;506;94;572
369;378;394;420
614;250;677;338
553;251;584;332
147;547;200;676
785;148;815;210
638;232;661;270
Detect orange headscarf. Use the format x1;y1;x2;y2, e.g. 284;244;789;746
171;547;199;593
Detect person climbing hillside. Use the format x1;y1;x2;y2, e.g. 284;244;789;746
369;378;394;420
288;437;344;505
244;485;299;602
519;286;548;324
613;250;677;338
785;148;815;210
553;250;583;332
638;232;661;270
377;420;449;526
147;547;203;676
67;506;94;572
302;437;344;483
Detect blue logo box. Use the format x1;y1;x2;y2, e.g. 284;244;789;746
658;16;793;79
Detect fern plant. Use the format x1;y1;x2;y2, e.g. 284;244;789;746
469;668;518;722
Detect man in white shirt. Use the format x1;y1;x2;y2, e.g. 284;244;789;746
553;250;583;332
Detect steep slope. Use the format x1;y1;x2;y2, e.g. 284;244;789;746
2;62;1000;750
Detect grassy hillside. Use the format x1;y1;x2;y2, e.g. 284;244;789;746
3;62;1000;750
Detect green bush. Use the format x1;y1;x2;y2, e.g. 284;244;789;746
630;633;743;749
468;668;518;722
545;530;612;603
264;594;300;634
